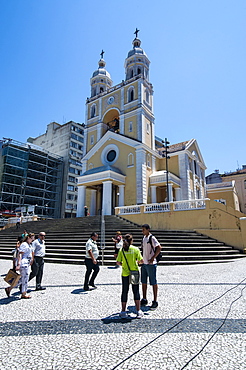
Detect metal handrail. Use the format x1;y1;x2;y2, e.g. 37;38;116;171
100;211;105;265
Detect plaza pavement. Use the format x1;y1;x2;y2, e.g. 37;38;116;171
0;257;246;370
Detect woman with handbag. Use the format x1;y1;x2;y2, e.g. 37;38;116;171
5;233;35;299
116;234;144;319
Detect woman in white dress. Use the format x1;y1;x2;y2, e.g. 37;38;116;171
5;233;35;299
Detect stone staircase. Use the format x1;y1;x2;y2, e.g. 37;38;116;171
0;215;245;265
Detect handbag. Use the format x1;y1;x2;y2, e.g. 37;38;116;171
122;248;140;285
4;269;21;287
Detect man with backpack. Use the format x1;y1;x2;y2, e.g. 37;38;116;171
140;224;161;309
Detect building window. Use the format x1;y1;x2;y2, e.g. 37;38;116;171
128;87;134;102
137;67;141;75
70;141;78;149
68;185;74;191
128;153;134;167
66;203;74;209
146;90;149;103
91;105;96;118
128;121;133;132
147;154;151;168
69;167;75;174
68;176;75;182
146;123;150;134
90;135;94;145
244;180;246;189
101;144;119;166
67;194;74;200
100;86;104;93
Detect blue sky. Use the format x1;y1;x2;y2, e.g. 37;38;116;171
0;0;245;175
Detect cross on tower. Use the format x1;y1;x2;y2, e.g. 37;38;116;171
100;49;105;59
134;28;140;38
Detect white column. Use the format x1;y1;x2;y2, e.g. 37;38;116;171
90;189;97;216
76;185;86;217
119;114;124;135
168;183;173;202
152;155;156;172
151;185;157;203
102;181;112;215
118;185;125;206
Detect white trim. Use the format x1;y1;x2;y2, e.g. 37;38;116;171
101;144;119;166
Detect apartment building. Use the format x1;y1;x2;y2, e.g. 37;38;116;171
28;121;84;218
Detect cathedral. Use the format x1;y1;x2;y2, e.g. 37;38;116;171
77;31;206;216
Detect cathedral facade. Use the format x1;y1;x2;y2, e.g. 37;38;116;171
77;33;206;216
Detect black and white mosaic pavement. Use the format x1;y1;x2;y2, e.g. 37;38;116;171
1;258;246;369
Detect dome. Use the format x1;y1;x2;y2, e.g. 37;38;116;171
92;68;111;78
127;38;148;58
91;57;111;79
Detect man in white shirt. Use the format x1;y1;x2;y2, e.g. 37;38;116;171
141;224;161;310
29;232;46;291
83;232;99;291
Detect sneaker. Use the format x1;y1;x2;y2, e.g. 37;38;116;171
119;311;128;319
140;298;148;306
150;301;158;310
136;310;144;319
89;284;97;289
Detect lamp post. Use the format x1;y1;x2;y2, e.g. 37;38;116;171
162;138;170;202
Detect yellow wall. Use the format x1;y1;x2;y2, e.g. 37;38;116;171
116;199;246;251
207;189;237;209
124;81;138;103
124;116;138;139
156;155;179;176
87;128;98;152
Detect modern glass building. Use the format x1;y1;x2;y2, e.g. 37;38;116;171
0;139;63;218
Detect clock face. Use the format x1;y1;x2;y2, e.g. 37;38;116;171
107;96;114;105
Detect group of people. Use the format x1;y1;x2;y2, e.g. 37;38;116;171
84;224;161;319
5;224;161;319
5;231;46;299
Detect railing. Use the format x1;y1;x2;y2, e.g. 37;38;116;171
174;199;207;211
8;215;38;224
145;202;170;213
115;199;208;215
100;211;105;265
116;205;141;214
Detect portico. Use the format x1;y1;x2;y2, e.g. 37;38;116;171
149;170;181;203
77;166;126;216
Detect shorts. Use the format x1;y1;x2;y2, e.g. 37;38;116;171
141;264;157;285
114;247;120;255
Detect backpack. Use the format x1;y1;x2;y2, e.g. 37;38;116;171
147;235;162;263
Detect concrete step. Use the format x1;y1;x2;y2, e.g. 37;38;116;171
0;215;245;265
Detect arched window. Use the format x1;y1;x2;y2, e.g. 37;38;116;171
128;121;133;132
137;67;141;75
128;153;134;167
100;86;104;93
130;69;133;78
146;90;149;103
147;154;151;168
90;105;96;118
128;87;134;102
